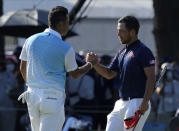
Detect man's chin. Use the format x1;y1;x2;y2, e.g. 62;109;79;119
120;41;126;44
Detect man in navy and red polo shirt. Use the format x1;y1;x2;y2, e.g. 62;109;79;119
86;16;155;131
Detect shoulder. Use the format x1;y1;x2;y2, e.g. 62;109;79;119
139;41;152;51
117;47;126;56
47;33;72;50
60;41;73;55
47;33;73;51
26;32;46;42
137;41;153;56
64;43;76;59
30;32;46;38
61;40;72;49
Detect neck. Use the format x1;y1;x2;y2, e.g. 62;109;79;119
50;27;63;36
126;37;138;47
58;30;63;36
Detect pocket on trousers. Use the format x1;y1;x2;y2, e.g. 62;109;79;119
40;94;64;114
26;91;33;106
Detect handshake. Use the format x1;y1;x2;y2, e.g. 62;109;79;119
85;52;99;68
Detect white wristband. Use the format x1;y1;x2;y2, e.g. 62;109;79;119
87;62;93;69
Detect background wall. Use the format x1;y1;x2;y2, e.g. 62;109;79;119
66;18;156;56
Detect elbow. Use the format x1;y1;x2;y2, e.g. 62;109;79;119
156;88;162;95
70;71;81;79
71;74;80;79
103;71;116;80
104;74;114;80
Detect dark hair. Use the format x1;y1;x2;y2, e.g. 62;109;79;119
48;6;68;29
118;16;140;34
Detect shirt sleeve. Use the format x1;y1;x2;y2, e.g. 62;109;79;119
19;39;28;61
108;53;119;72
65;47;78;72
138;47;155;68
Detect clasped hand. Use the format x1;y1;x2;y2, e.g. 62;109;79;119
85;52;98;66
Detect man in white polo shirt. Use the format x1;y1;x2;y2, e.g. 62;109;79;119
18;6;94;131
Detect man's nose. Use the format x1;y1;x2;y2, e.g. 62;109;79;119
118;32;121;37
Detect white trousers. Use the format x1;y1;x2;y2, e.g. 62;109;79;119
26;87;66;131
106;98;151;131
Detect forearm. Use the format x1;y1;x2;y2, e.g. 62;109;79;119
20;61;27;82
20;69;26;82
71;63;92;79
142;77;155;103
94;63;117;79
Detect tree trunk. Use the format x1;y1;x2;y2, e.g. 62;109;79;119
0;0;5;63
63;0;86;40
69;0;86;25
153;0;179;64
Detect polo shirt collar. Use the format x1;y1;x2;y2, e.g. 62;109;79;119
126;40;140;50
44;28;62;39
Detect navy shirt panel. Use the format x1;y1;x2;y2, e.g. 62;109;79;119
137;45;155;68
109;53;120;72
109;40;155;98
109;47;126;73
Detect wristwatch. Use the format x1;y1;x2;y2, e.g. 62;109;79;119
87;62;93;69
